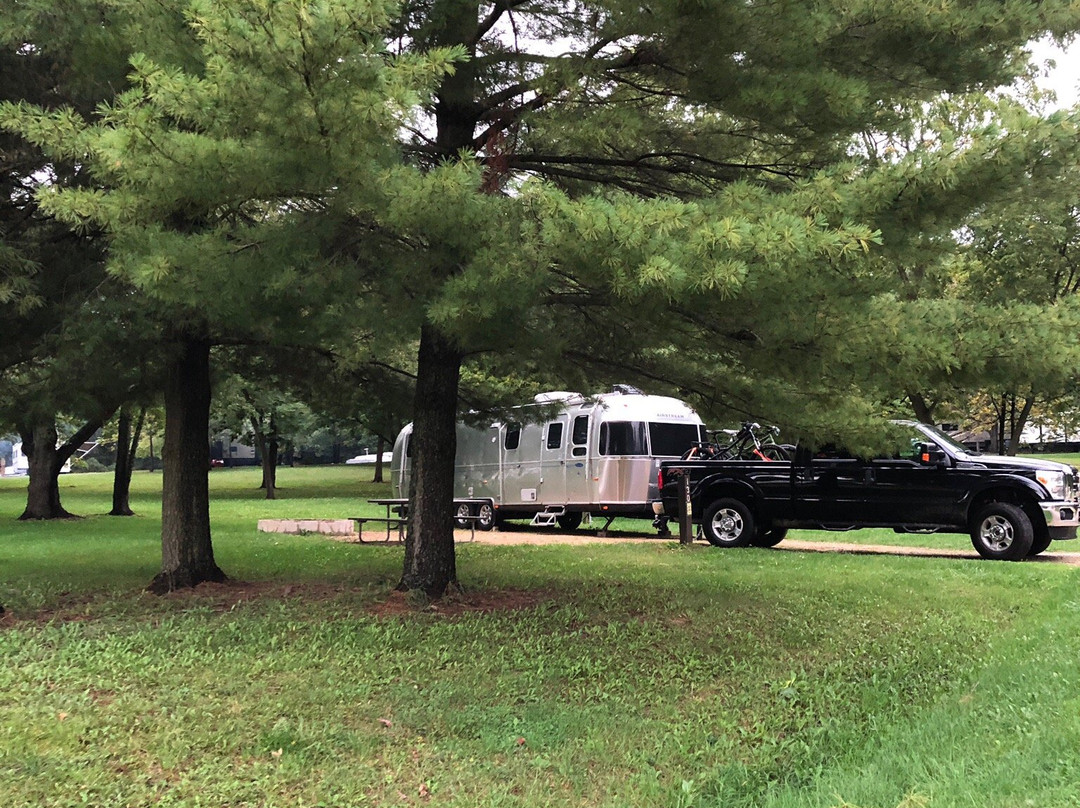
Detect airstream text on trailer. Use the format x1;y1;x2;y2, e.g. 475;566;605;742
390;387;705;532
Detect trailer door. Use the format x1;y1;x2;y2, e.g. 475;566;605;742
540;417;569;504
567;414;591;503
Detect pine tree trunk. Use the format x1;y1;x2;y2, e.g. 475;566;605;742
149;337;226;593
110;406;144;516
373;435;385;483
398;323;462;597
18;422;72;520
395;0;477;598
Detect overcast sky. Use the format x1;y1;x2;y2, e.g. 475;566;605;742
1030;36;1080;108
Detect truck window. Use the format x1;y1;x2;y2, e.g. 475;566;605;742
648;422;704;457
546;422;564;450
599;421;648;455
504;424;521;451
572;415;589;457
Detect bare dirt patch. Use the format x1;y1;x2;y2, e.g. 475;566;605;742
352;526;1080;564
346;526;1080;566
2;577;557;627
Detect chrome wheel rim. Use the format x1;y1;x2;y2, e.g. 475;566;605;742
711;508;744;542
979;514;1014;552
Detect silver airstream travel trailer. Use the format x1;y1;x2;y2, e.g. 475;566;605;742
390;387;705;531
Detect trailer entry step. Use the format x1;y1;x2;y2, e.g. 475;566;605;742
530;507;566;527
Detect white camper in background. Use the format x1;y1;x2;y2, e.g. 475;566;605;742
390;387;705;532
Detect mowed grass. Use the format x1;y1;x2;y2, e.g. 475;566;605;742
1;466;1080;807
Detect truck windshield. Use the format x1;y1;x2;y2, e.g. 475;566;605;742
649;422;705;457
915;423;978;457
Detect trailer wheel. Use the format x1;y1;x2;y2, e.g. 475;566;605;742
751;527;787;547
556;512;582;531
454;503;473;529
702;498;755;548
476;502;497;531
970;502;1033;560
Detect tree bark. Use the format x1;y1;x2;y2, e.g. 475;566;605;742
18;422;73;520
373;435;385;483
252;413;278;499
398;323;463;597
395;0;479;598
1008;395;1035;457
110;406;144;516
19;416;107;520
149;337;226;593
907;391;935;424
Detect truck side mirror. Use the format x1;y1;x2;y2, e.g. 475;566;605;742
916;442;947;466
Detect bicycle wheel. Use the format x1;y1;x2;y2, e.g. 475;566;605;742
757;443;790;461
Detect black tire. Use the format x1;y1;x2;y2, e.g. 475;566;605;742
751;527;788;547
1028;531;1053;557
454;502;473;529
476;502;496;531
970;502;1034;560
701;498;755;547
556;512;582;531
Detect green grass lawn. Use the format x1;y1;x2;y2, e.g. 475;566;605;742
2;465;1080;807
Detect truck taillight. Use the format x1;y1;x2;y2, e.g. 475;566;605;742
657;469;664;491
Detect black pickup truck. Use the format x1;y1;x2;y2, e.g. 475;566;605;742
656;421;1080;560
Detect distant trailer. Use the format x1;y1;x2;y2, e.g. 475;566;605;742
390;386;705;532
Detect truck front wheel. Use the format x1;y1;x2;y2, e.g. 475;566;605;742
970;502;1034;560
1028;531;1053;556
702;498;755;548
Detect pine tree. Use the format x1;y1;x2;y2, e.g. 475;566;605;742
7;0;1080;595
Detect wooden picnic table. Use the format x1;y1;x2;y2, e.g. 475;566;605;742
353;499;479;542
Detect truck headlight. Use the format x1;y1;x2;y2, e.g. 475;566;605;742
1037;470;1067;501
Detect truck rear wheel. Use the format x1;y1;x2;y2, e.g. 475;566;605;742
970;502;1033;560
702;498;755;548
454;503;473;529
751;527;787;547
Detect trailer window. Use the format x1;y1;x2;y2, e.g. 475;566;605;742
649;422;704;457
599;421;648;456
546;422;564;449
571;415;589;457
504;424;521;451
